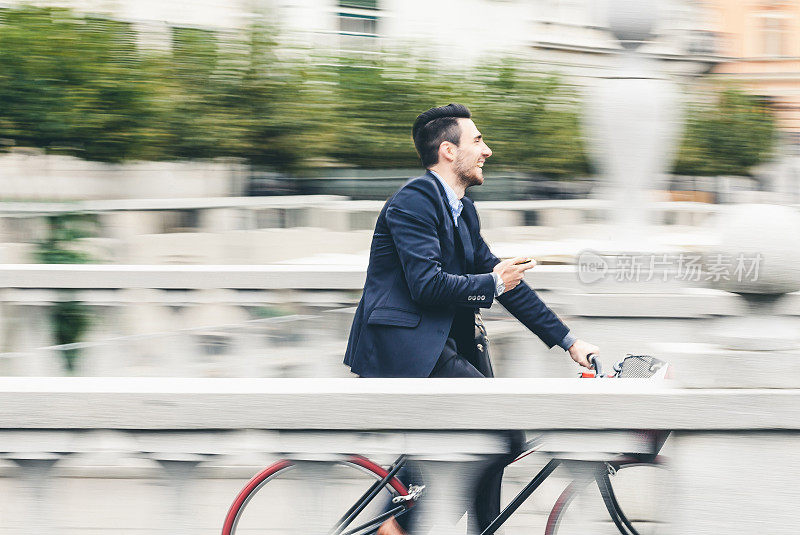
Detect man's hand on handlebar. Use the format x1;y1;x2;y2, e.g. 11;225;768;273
567;339;600;369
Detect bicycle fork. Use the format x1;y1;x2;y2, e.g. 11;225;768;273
596;466;641;535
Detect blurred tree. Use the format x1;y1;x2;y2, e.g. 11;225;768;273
51;300;91;373
324;55;448;168
0;7;320;168
2;6;773;178
673;87;777;177
323;55;590;176
35;213;97;264
463;58;591;177
234;22;323;170
35;213;96;373
0;7;154;162
154;26;248;160
137;19;321;169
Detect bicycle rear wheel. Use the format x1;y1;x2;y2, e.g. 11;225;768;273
544;457;668;535
222;455;413;535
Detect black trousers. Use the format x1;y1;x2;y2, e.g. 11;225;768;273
393;338;523;534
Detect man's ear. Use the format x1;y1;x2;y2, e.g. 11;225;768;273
438;141;457;163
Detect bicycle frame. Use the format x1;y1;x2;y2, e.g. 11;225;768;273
487;436;667;535
328;454;412;535
479;457;561;535
225;356;671;535
327;437;665;535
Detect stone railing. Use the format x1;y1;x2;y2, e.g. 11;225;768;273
0;152;248;200
0;378;798;534
1;265;798;382
0;197;737;264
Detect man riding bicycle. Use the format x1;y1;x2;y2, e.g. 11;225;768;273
343;103;599;534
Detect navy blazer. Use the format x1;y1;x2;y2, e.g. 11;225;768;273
344;171;569;377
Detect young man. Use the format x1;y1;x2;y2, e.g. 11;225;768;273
344;104;599;534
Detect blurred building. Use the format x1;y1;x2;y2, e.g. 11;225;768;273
3;0;721;76
706;0;800;145
280;0;721;79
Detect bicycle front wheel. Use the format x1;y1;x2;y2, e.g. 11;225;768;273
222;455;413;535
545;457;668;535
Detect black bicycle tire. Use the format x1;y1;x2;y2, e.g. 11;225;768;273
543;457;667;535
597;470;637;535
222;455;412;535
544;477;592;535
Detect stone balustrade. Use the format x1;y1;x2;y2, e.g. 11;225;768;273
0;378;798;534
0;153;248;201
0;197;745;264
1;265;798;382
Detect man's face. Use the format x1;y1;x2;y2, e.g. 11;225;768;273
452;118;492;187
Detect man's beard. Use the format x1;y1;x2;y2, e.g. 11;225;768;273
453;153;483;189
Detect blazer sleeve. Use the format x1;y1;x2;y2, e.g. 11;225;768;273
471;207;571;348
386;181;495;308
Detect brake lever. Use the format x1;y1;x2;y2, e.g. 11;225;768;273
588;353;602;377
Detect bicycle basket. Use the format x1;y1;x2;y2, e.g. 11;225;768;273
615;355;668;379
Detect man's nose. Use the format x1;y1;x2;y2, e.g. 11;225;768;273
482;144;492;158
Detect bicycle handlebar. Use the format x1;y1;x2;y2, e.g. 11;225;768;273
587;353;601;376
581;354;671;380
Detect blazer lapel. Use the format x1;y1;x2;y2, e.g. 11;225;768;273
427;171;473;271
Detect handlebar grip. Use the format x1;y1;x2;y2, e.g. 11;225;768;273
587;353;601;376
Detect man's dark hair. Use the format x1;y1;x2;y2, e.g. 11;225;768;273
412;103;472;168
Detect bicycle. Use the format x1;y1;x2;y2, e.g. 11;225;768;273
221;355;671;535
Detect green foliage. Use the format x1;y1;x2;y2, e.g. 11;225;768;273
0;6;588;174
35;213;97;264
323;55;590;176
324;56;448;169
51;301;90;372
0;6;316;167
251;305;293;318
460;59;590;177
234;22;323;169
673;87;777;177
35;213;96;373
0;7;154;162
0;5;778;177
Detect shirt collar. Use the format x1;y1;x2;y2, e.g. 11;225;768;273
429;169;463;222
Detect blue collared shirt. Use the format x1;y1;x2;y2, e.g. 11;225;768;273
429;170;462;227
428;169;576;352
